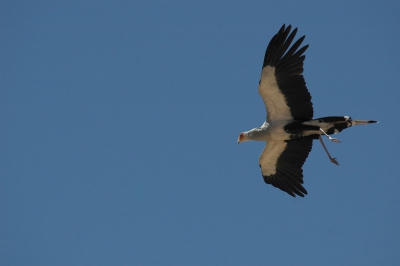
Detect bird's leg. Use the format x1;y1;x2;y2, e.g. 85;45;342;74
319;135;339;165
319;128;341;143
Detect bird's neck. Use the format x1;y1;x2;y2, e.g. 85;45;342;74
246;127;269;141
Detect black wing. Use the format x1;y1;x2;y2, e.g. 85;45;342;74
258;24;313;122
259;137;313;197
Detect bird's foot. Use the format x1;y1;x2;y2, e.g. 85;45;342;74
329;137;341;143
330;157;339;165
319;128;341;143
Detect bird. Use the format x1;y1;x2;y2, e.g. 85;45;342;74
237;24;377;197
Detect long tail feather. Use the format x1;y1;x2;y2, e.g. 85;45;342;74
352;120;378;125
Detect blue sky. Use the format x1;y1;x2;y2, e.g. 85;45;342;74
2;1;400;265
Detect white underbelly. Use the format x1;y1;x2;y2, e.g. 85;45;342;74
267;121;291;141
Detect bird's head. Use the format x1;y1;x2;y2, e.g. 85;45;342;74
237;132;249;144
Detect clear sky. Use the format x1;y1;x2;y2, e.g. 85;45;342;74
2;1;400;265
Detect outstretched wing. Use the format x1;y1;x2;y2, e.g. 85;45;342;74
259;138;313;197
258;24;313;123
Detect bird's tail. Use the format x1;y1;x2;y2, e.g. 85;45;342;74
352;120;378;126
309;116;378;135
315;116;378;126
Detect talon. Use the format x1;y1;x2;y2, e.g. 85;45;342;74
319;128;341;143
330;158;339;165
330;138;341;143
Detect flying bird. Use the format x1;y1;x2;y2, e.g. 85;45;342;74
237;24;377;197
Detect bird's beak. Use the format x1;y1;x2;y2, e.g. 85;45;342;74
237;133;244;144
